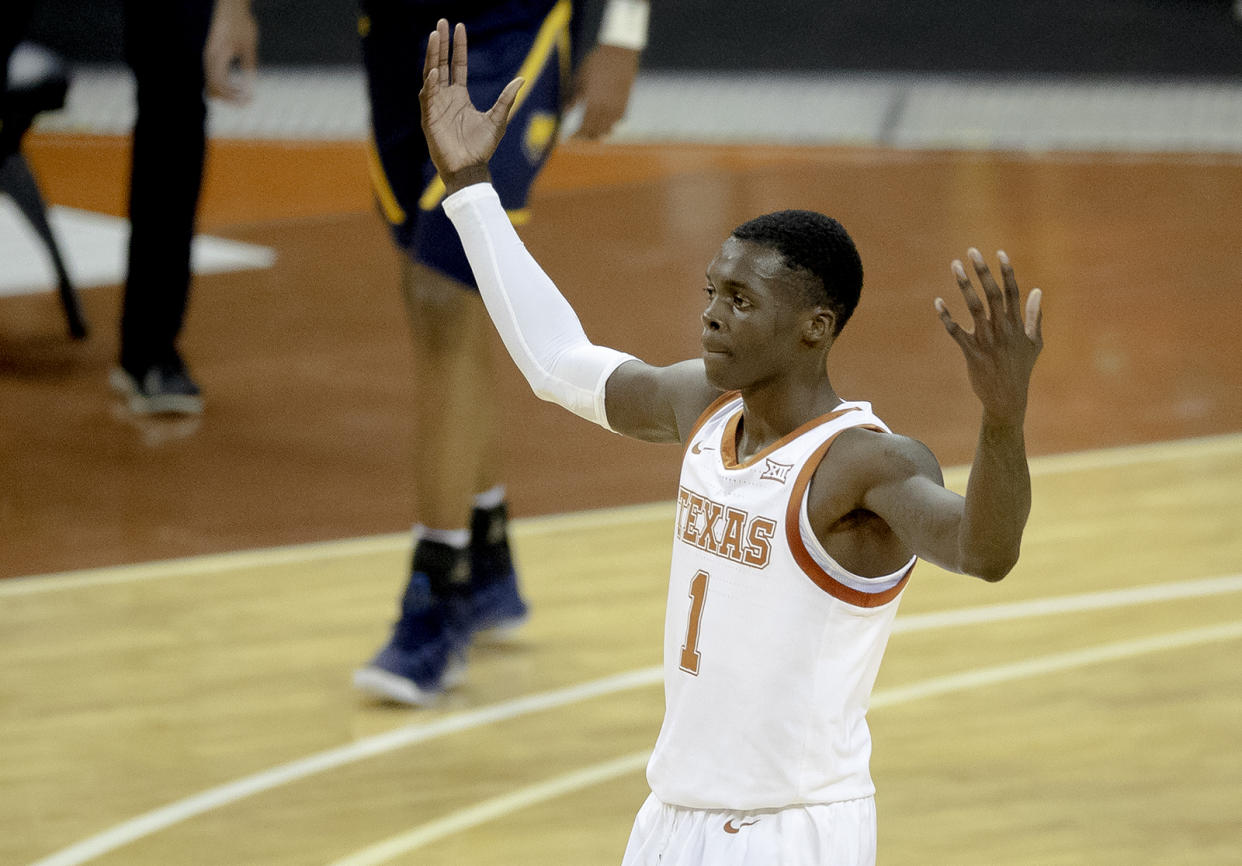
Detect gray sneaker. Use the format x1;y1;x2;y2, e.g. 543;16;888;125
110;363;203;416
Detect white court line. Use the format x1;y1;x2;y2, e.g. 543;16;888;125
327;752;653;866
27;668;663;866
4;432;1238;594
892;573;1242;634
328;618;1242;866
0;533;410;597
26;572;1242;866
1020;431;1241;477
0;500;673;596
872;619;1242;708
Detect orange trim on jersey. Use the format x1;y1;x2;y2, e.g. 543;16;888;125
681;390;741;458
784;428;913;608
721;405;861;470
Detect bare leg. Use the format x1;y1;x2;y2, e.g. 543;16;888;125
402;258;529;633
401;260;501;530
353;259;526;705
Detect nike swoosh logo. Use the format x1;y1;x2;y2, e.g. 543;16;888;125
723;819;759;834
691;441;715;455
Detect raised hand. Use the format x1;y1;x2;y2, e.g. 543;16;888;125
935;248;1044;426
418;19;525;195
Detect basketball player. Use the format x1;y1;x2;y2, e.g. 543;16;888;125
419;20;1044;864
353;0;650;705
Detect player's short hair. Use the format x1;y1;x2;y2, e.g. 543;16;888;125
731;210;863;336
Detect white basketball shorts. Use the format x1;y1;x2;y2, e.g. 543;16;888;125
620;793;877;866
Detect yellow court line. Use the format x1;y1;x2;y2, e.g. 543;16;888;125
2;432;1238;595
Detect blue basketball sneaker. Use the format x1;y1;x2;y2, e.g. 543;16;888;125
468;502;530;640
353;539;471;705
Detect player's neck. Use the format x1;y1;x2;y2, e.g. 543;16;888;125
737;378;842;460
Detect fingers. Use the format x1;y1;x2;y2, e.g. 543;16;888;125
488;76;526;127
934;297;968;347
997;250;1021;315
422;26;438;84
420;32;440;108
1025;287;1044;343
436;19;451;86
951;259;986;324
452;22;468;88
945;248;1043;351
425;20;471;89
955;248;1033;338
967;247;1004;318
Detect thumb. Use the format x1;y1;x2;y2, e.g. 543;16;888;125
488;76;525;125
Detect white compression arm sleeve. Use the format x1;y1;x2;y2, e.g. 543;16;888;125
442;183;636;431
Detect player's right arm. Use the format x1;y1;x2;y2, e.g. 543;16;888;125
605;359;722;443
422;20;719;443
441;182;718;442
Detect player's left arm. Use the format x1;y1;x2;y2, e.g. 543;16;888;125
852;250;1044;581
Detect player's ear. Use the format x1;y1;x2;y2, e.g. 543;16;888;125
803;307;836;346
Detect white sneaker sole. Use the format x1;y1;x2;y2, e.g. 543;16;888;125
473;612;530;644
352;656;467;706
109;368;204;416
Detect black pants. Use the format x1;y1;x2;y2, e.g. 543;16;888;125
2;0;214;370
0;2;41;153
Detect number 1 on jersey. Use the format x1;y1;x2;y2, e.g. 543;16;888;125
679;571;709;675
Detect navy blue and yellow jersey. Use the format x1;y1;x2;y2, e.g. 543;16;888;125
360;0;577;286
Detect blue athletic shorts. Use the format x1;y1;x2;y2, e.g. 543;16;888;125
360;0;572;287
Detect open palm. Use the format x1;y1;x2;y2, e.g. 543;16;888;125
418;20;524;185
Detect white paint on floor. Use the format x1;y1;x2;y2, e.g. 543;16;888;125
0;200;276;297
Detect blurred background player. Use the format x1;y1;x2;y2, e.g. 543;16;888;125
0;0;258;415
352;0;650;705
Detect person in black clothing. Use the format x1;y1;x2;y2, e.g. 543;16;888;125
1;0;257;415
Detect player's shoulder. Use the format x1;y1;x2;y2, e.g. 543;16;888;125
830;425;944;486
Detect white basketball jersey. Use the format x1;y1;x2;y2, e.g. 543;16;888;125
646;393;915;811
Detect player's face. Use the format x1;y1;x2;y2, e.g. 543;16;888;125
700;237;809;391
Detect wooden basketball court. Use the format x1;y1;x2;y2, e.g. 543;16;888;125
2;133;1241;864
